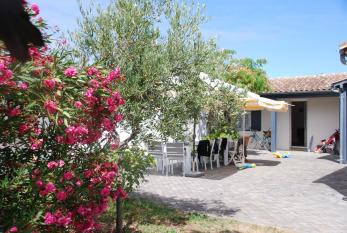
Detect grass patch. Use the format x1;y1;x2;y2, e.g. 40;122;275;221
101;197;291;233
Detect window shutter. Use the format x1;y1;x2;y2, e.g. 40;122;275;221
251;111;261;131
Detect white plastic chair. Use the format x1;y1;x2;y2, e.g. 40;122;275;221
191;142;200;172
165;142;186;176
147;142;165;174
200;139;221;170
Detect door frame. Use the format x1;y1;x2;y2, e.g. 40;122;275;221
290;101;307;147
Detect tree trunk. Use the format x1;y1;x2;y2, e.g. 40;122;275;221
114;196;123;233
192;115;197;156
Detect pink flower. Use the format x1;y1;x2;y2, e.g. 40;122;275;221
88;79;99;88
84;88;94;98
112;91;120;99
83;170;93;178
47;161;58;169
18;82;28;90
77;206;88;216
118;187;127;199
18;124;30;134
56;215;71;227
114;114;123;123
74;101;82;109
106;97;114;106
44;100;57;114
39;189;48;197
5;69;13;79
35;179;44;188
110;143;119;150
64;67;77;77
43;212;56;225
58;160;65;167
55;135;65;144
76;180;83;187
119;98;125;105
107;67;120;81
9;226;17;232
33;168;40;175
31;138;43;150
74;126;88;135
56;190;67;201
63;171;73;180
112;186;127;200
65;185;74;193
33;128;41;136
90;177;100;184
45;182;56;193
7;107;21;117
31;3;40;15
100;186;111;197
28;47;40;57
43;79;56;90
106;171;116;180
65;126;75;135
87;67;99;76
102;118;113;131
57;118;64;125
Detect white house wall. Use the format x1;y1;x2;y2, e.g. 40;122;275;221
277;110;291;150
261;96;339;151
306;97;339;151
261;110;271;131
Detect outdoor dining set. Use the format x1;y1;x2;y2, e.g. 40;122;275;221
146;138;247;176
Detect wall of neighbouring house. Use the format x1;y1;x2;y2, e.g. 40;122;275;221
261;96;339;151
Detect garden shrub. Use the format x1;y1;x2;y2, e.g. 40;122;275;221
0;2;126;232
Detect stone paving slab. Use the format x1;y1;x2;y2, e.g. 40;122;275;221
137;150;347;233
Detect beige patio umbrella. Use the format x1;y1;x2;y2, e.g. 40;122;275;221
199;72;289;112
244;97;288;112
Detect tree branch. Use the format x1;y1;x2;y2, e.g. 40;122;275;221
119;128;140;149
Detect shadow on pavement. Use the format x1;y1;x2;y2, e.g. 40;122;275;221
247;149;269;156
149;157;280;180
136;192;240;216
200;165;238;180
317;154;340;164
314;166;347;200
247;159;281;167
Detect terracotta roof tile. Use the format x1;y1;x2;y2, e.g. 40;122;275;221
268;73;347;93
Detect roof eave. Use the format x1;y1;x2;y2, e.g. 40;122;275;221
261;90;338;99
332;78;347;89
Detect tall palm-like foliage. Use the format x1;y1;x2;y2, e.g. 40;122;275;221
224;58;270;93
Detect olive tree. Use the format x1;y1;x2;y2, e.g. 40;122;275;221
72;0;231;147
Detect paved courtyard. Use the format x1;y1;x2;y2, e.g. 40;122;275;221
137;150;347;233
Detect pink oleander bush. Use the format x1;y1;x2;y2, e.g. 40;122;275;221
0;2;126;232
31;160;126;232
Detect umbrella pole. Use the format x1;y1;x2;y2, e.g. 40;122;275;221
243;112;246;161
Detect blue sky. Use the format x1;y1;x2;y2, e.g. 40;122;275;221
33;0;347;78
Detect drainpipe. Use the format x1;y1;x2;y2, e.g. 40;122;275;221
271;112;277;152
338;42;347;164
340;86;347;164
